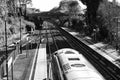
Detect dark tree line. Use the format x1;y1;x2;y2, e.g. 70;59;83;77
81;0;103;34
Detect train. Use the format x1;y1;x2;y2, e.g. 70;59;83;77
53;48;105;80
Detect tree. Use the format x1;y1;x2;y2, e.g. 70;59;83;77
68;1;81;16
97;0;120;43
58;0;83;27
80;0;103;35
19;0;32;4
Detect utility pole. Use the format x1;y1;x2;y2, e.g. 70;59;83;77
113;17;120;51
116;17;119;50
4;0;8;79
113;0;120;51
5;13;8;80
24;3;27;19
116;17;120;51
19;0;22;54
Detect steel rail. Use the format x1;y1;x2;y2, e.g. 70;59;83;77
45;23;120;80
46;25;53;80
50;28;72;49
58;27;120;80
47;25;80;80
48;25;64;80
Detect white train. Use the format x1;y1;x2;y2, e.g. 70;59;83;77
53;48;105;80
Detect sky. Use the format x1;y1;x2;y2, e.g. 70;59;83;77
32;0;61;11
108;0;120;3
31;0;86;12
31;0;120;12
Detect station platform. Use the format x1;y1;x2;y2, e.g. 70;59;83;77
33;44;47;80
2;30;48;80
0;33;44;80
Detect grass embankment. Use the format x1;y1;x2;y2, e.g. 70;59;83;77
0;16;35;46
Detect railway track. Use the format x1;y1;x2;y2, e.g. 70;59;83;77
45;23;120;80
58;26;120;80
45;25;73;80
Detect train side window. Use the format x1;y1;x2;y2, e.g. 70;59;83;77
71;64;85;67
68;58;80;60
65;51;75;54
